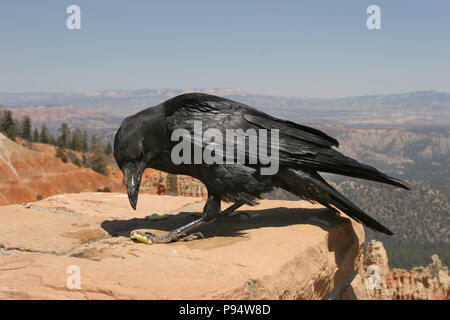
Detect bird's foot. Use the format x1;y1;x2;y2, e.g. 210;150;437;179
130;230;173;244
130;230;204;244
130;231;158;244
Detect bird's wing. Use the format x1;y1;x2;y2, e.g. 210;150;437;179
164;94;408;189
164;93;337;160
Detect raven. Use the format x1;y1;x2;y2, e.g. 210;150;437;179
114;93;408;243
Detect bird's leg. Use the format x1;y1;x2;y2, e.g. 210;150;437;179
131;194;222;244
216;199;252;221
131;217;208;244
221;200;246;216
189;199;247;220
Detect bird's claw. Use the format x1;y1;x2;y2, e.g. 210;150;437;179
130;230;204;244
130;231;157;244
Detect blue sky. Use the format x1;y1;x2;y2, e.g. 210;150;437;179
0;0;449;98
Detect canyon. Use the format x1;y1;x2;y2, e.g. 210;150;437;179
0;133;122;205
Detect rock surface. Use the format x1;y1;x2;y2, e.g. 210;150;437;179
0;193;364;299
340;240;449;300
0;133;122;206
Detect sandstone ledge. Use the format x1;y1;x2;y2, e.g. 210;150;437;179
0;193;364;299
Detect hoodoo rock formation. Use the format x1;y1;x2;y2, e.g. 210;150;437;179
341;240;449;300
108;166;207;198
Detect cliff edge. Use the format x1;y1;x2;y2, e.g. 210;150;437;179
0;193;364;299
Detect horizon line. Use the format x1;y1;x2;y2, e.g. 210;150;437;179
0;88;449;102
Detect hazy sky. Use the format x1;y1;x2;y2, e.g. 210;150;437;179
0;0;449;98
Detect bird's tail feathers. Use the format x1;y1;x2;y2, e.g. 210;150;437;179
303;152;410;190
278;168;393;235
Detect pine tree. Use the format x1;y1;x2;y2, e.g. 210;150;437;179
0;110;17;140
20;116;32;141
0;110;5;133
56;146;68;163
82;153;87;166
57;123;70;148
39;124;50;143
81;131;89;152
70;128;83;151
90;143;108;175
56;140;68;163
104;142;113;155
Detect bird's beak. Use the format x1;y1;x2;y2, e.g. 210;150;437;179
123;164;144;210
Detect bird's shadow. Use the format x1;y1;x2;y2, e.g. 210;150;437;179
101;207;349;239
100;206;360;299
100;207;359;262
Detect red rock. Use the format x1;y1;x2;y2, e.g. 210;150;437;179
108;166;207;198
0;133;123;205
341;240;449;300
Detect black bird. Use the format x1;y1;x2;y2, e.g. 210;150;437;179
114;93;409;243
